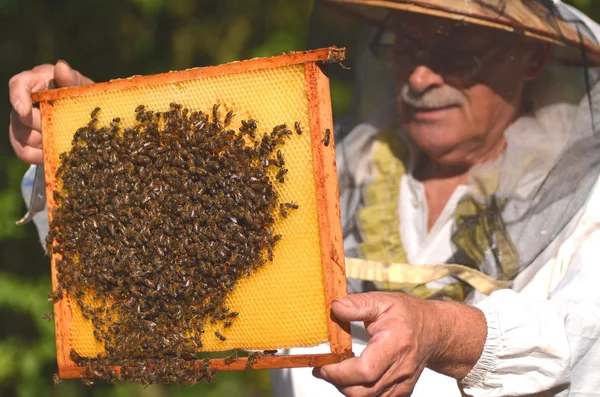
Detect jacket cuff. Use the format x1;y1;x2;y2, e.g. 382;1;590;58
460;304;503;387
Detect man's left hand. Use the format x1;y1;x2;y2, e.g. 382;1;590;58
313;291;487;397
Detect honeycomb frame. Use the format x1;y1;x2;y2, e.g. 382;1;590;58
32;47;353;379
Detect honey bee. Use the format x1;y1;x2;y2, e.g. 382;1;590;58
276;150;285;166
284;202;299;210
246;119;258;129
273;124;286;133
323;128;331;147
240;119;258;138
90;107;101;118
224;110;234;126
246;352;263;370
277;129;293;139
224;352;237;365
275;168;288;183
212;104;220;122
215;331;227;341
294;121;302;135
279;203;288;218
53;373;62;386
47;289;63;303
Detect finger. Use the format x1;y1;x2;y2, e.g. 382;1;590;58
335;384;373;397
335;383;400;397
337;382;410;397
313;338;392;387
8;65;53;118
10;106;42;132
381;383;410;397
9;124;43;165
54;60;94;88
331;292;391;323
10;109;42;147
10;122;43;149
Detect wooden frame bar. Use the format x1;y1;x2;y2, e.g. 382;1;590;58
35;47;353;379
59;353;353;379
305;63;352;355
32;47;345;103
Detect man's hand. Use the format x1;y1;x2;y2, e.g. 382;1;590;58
313;292;487;397
8;60;93;165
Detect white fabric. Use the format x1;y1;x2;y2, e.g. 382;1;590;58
21;165;49;248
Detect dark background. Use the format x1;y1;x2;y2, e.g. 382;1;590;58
0;0;596;396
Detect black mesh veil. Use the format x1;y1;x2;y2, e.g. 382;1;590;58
308;0;600;292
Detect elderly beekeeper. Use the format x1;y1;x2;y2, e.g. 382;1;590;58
271;0;600;396
7;0;600;396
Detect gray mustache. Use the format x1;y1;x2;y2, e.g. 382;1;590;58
400;85;466;110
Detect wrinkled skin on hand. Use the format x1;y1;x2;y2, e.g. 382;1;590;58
313;292;487;397
8;60;93;165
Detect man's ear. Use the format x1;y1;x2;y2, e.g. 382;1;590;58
525;41;551;81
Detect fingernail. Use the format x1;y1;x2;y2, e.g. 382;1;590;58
57;59;71;68
334;298;354;308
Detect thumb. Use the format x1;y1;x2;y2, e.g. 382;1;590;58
331;293;387;323
54;60;94;88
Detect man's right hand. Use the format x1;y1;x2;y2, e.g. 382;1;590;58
8;60;93;165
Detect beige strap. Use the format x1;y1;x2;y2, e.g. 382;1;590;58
345;257;511;295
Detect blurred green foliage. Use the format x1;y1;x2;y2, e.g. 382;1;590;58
0;0;597;396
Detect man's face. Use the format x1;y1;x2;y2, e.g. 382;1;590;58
383;13;544;167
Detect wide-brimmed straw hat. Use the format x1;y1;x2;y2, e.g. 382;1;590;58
324;0;600;66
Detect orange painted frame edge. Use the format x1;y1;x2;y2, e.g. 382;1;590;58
304;62;352;355
31;47;345;102
36;48;354;379
58;353;354;378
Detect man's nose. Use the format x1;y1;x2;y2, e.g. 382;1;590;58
407;65;444;93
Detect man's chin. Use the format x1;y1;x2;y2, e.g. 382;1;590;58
403;126;461;156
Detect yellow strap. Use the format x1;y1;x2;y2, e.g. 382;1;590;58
345;257;511;295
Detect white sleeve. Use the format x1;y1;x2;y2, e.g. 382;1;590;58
21;165;49;248
461;225;600;396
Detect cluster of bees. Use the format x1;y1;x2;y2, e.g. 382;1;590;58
46;102;302;384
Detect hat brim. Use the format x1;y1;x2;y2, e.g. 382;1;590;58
325;0;600;66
